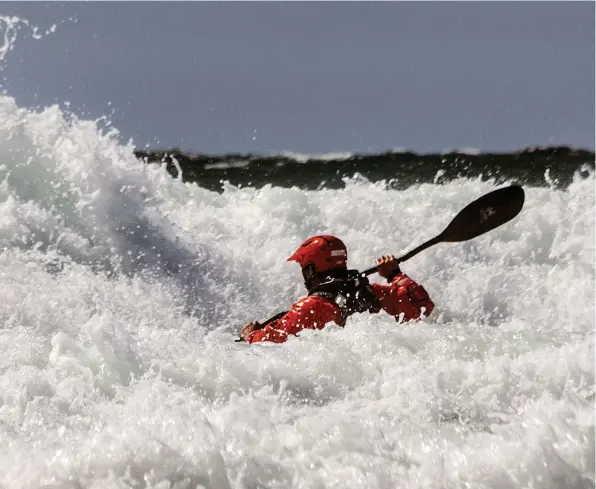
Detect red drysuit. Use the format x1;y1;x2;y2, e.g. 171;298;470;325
245;272;434;344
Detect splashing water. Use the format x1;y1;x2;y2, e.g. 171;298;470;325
0;14;594;489
0;16;57;66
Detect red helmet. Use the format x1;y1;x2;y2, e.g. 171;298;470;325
287;235;347;272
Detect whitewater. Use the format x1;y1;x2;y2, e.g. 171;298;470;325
0;16;594;489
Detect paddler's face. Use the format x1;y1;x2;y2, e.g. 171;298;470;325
301;264;317;291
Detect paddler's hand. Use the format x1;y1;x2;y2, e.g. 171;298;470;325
240;321;261;341
375;255;401;282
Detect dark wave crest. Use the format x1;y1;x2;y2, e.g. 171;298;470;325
135;146;595;191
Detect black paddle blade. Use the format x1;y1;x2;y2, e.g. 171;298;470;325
440;185;525;242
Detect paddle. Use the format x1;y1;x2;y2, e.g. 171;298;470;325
237;184;525;341
361;184;525;275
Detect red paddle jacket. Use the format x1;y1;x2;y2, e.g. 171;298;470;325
245;272;434;344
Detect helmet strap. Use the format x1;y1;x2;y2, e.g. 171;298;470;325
301;264;318;291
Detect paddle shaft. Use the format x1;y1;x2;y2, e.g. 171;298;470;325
361;235;441;276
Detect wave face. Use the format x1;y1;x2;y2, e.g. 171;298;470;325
0;94;594;489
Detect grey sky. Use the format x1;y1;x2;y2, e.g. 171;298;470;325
1;2;594;154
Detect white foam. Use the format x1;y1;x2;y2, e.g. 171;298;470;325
280;151;354;163
203;160;251;170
